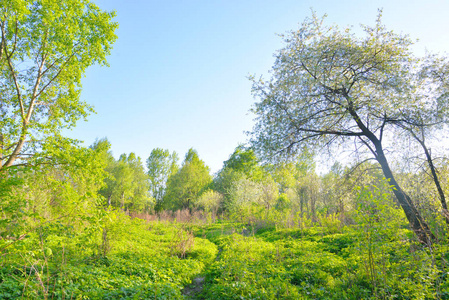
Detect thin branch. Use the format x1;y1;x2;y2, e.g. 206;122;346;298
357;136;377;158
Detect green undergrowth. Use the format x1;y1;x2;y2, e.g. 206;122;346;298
2;214;449;299
199;225;449;299
0;214;218;299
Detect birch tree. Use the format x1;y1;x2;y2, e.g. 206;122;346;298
0;0;117;171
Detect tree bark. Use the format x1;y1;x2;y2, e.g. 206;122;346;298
373;140;436;245
346;98;435;245
415;136;449;225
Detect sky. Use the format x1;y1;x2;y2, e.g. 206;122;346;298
66;0;449;174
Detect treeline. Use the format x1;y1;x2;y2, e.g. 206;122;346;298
56;137;447;240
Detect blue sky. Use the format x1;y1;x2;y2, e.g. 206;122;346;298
67;0;449;173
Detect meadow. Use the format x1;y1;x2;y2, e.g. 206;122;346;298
2;202;448;299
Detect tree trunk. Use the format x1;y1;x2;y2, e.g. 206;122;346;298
0;133;3;169
374;142;436;245
417;138;449;225
347;102;435;245
310;189;316;223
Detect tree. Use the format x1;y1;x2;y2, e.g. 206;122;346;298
398;122;449;225
221;145;263;182
91;138;116;207
196;189;223;221
226;175;262;217
117;153;152;212
146;148;178;206
0;0;117;171
1;141;109;249
265;148;315;194
164;148;212;212
249;12;446;244
95;146;153;213
213;145;266;214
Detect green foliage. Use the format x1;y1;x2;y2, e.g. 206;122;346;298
2;176;448;299
200;221;446;300
96;142;153;213
221;145;264;182
213;145;270;216
196;189;223;222
275;193;291;211
0;212;218;299
2;7;449;298
163;148;212;211
146;148;179;207
0;0;117;171
117;153;153;212
213;167;246;211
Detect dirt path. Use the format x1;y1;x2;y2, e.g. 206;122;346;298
182;275;206;299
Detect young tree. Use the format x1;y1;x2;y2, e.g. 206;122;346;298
249;12;446;244
0;0;117;171
226;175;262;217
196;189;223;220
91;138;116;207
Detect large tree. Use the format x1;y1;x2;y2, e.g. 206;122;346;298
0;0;117;171
249;12;448;244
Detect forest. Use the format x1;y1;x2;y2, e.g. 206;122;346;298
1;1;449;299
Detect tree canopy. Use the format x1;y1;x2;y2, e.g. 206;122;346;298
146;148;179;205
164;148;212;212
0;0;118;171
249;12;449;244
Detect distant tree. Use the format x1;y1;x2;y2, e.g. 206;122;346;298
249;12;445;244
146;148;179;207
226;175;262;217
221;145;263;182
0;0;117;171
95;148;152;213
213;167;245;211
91;138;116;206
275;193;291;212
265;148;315;194
214;145;265;212
118;153;152;212
164;149;212;212
259;176;278;212
320;162;345;215
196;189;223;220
